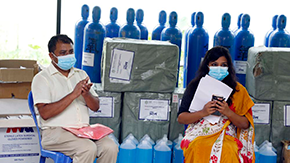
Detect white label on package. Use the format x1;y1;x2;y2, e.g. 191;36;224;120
172;94;179;103
0;127;40;162
234;60;247;74
82;52;95;67
109;49;134;81
139;99;169;121
284;105;290;127
89;97;114;118
252;103;270;124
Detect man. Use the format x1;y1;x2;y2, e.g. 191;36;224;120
31;34;118;163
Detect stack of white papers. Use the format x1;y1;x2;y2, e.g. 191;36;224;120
189;75;233;124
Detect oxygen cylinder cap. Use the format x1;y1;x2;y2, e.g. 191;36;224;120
169;11;178;27
272;15;278;29
81;4;89;20
92;6;101;23
136;9;144;24
191;12;196;26
222;13;231;29
126;8;135;25
159;10;167;25
110;7;118;23
195;12;204;27
277;14;287;30
241;14;250;29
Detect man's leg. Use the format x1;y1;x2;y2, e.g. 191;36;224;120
41;127;97;163
94;136;119;163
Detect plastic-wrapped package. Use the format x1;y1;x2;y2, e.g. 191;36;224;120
246;46;290;101
101;38;179;93
121;92;171;141
89;83;122;139
251;96;272;145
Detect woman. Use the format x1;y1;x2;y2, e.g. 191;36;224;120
178;46;255;163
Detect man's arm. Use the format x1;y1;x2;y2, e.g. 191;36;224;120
36;78;85;120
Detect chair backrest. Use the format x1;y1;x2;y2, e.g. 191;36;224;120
28;91;43;150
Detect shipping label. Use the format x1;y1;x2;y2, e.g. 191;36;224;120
252;103;270;124
139;99;169;121
234;60;247;74
109;49;134;81
82;52;95;67
89;97;114;118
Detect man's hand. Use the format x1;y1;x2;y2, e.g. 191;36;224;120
72;77;91;99
81;77;93;96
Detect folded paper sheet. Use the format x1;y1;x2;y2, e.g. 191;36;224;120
189;75;233;124
63;123;113;140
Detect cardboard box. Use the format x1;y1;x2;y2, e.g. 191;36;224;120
0;59;38;99
282;140;290;163
0;115;40;163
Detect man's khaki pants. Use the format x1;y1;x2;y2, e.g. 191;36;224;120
41;127;119;163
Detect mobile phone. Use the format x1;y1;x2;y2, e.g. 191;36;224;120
211;95;225;116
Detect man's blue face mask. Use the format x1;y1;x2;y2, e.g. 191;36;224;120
208;66;229;81
52;53;76;71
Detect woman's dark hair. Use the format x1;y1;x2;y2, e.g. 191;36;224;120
188;46;237;106
48;34;73;53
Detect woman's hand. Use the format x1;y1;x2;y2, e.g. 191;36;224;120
215;100;232;116
202;101;217;116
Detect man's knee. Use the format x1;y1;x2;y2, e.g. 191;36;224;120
78;140;98;156
100;137;119;155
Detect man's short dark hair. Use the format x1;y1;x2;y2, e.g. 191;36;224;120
48;34;73;53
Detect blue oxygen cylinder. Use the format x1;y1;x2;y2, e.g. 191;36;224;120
213;13;235;60
105;7;120;38
119;8;140;39
74;4;89;69
233;14;254;86
161;11;182;87
82;6;105;83
153;141;172;163
173;142;184;163
152;10;167;40
264;15;278;47
119;139;137;163
136;140;153;163
233;13;243;34
186;12;209;86
136;9;148;40
269;15;290;47
183;12;196;88
258;142;277;163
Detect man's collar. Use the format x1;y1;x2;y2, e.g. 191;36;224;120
48;63;80;76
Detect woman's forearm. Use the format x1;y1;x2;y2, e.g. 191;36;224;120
177;110;206;124
226;110;249;129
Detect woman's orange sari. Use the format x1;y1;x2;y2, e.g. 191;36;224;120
180;83;255;163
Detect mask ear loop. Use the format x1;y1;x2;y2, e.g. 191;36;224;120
51;52;59;66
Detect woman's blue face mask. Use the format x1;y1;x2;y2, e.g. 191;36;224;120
208;66;229;81
52;53;76;70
